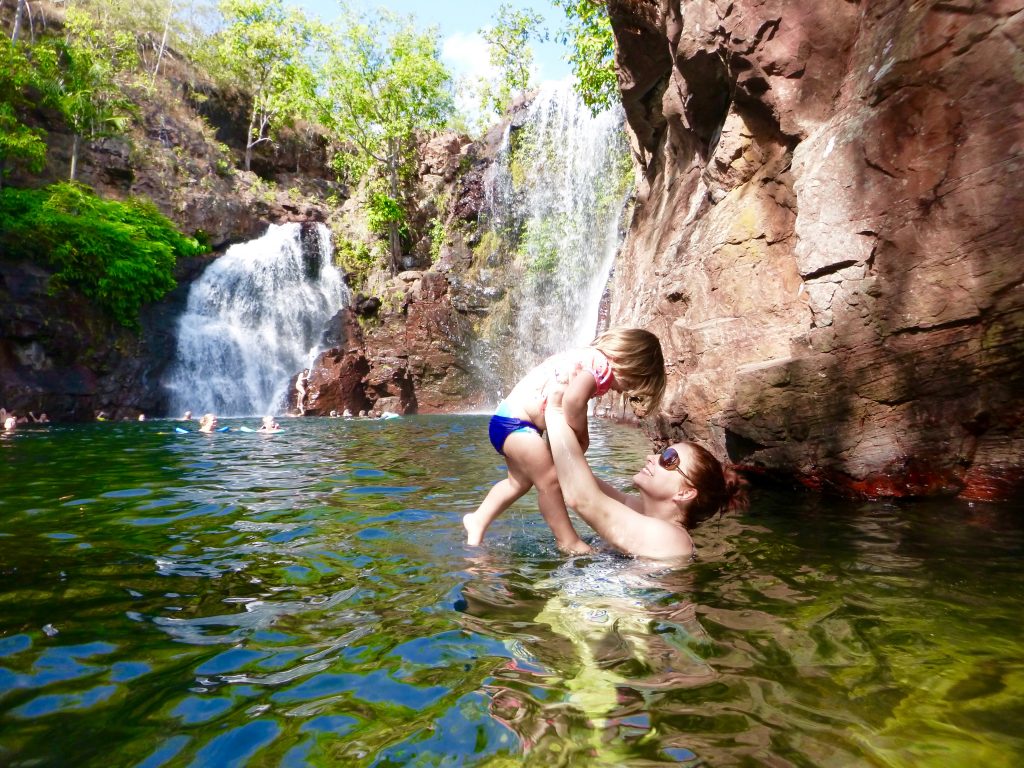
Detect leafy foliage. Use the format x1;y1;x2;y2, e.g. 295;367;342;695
321;11;453;182
320;10;453;270
479;4;545;116
69;0;210;78
366;191;408;239
0;38;48;184
0;183;206;326
552;0;618;114
43;7;138;179
334;237;376;288
216;0;318;171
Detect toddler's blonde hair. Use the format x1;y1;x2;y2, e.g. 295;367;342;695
592;327;666;417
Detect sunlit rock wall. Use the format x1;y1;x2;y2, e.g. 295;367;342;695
606;0;1024;499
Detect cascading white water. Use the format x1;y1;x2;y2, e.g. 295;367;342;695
480;79;633;388
164;223;349;417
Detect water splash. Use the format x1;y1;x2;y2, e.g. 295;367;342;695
478;80;633;392
165;223;348;417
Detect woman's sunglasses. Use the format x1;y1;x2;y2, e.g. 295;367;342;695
658;446;694;486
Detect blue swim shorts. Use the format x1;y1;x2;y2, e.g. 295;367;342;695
488;400;542;455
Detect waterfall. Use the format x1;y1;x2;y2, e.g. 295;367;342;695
478;80;633;393
164;223;349;417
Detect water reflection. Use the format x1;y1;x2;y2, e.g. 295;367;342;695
0;417;1022;766
459;554;717;763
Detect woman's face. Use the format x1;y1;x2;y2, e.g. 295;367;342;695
632;444;693;500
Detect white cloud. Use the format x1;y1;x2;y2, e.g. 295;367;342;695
442;31;497;132
442;31;496;81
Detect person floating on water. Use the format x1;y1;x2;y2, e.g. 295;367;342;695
258;415;281;432
181;410;192;421
463;328;668;554
198;413;218;433
544;372;748;559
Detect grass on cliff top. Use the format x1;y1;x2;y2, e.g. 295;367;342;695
0;182;207;327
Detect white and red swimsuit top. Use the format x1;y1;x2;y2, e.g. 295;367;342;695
502;347;615;426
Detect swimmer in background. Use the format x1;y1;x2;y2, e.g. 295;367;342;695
295;369;309;416
258;415;281;432
181;410;192;421
463;328;667;554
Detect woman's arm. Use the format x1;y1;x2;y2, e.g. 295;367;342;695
594;476;643;511
546;381;693;560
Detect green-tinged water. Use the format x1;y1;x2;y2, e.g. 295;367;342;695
0;417;1021;767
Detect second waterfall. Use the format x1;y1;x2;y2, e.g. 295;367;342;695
477;80;633;393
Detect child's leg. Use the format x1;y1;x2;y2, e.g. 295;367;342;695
463;469;533;546
503;431;591;554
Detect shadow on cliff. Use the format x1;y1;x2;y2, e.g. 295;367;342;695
713;1;1024;499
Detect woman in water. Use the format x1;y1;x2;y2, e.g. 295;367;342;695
464;328;667;554
544;375;746;560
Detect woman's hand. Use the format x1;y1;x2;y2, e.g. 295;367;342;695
548;362;583;412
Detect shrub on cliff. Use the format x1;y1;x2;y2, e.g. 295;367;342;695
0;182;206;327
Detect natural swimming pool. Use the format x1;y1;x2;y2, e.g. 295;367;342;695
1;416;1021;766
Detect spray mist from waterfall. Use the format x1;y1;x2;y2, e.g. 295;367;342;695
479;80;633;393
165;223;349;417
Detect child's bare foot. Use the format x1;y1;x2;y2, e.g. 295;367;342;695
463;512;487;546
559;539;593;555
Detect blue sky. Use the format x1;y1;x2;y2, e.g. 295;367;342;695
286;1;572;83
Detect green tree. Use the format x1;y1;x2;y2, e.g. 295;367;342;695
0;39;47;188
321;11;453;273
479;4;545;116
216;0;316;172
51;7;137;180
73;0;190;79
552;0;618;114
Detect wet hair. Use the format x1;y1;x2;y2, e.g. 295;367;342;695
679;441;748;527
592;327;666;417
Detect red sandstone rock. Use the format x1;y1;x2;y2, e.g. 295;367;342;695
606;0;1024;500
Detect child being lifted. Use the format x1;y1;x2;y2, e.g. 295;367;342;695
463;328;666;553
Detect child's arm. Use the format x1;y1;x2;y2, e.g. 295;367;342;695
559;369;597;453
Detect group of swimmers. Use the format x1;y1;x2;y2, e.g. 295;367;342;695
1;408;49;432
6;327;745;560
174;409;399;434
175;411;281;433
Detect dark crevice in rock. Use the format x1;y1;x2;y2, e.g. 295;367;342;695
889;316;978;336
724;428;769;463
801;260;861;281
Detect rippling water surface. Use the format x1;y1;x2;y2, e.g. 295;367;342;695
1;417;1022;766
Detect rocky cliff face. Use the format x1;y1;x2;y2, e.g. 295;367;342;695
301;130;499;417
605;0;1024;500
